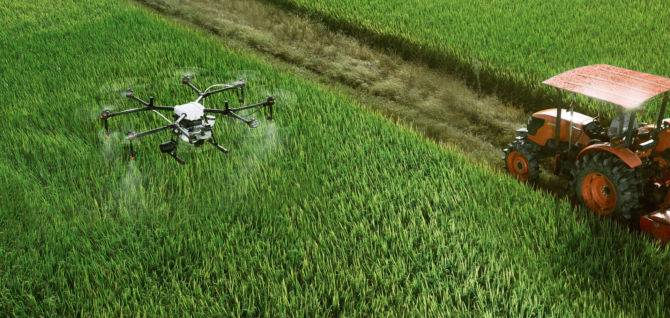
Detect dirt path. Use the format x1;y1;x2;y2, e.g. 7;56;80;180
134;0;530;171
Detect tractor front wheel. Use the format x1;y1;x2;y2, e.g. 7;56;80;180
503;138;540;182
571;152;642;220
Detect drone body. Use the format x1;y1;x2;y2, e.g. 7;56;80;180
173;101;214;144
99;75;275;165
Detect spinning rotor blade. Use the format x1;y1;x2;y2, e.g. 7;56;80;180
75;99;120;123
100;77;157;100
253;86;297;109
159;67;213;85
225;70;262;84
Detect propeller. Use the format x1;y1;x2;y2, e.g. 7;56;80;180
252;85;297;109
100;77;156;100
75;99;120;124
159;67;213;86
226;70;262;84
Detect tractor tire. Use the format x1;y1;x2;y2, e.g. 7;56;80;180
570;152;642;220
503;138;540;182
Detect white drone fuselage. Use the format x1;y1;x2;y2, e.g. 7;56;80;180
173;101;215;144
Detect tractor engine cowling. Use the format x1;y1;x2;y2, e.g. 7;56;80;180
525;109;597;148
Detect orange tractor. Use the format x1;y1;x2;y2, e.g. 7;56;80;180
503;64;670;242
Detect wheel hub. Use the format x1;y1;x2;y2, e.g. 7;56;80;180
506;151;530;181
516;161;524;170
582;172;616;215
601;184;612;197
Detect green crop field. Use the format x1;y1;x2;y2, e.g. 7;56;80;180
267;0;670;113
2;0;670;316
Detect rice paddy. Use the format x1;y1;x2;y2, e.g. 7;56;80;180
2;0;670;316
266;0;670;114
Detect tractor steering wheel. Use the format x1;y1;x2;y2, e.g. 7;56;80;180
592;116;611;129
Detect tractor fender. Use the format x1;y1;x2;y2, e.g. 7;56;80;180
576;144;642;168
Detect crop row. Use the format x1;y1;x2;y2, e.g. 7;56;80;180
1;0;669;316
266;0;670;117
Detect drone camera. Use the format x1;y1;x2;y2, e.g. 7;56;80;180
159;140;177;153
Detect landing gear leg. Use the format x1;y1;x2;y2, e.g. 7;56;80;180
167;151;186;165
208;136;229;154
126;130;138;160
168;136;185;165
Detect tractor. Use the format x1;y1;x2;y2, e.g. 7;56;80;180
503;64;670;242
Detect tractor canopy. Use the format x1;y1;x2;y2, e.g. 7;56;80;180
542;64;670;109
539;65;670;152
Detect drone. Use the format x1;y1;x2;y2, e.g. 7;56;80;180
98;75;276;165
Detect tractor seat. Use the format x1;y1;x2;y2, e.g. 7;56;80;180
608;113;638;139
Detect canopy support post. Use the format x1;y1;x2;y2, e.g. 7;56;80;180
555;88;563;154
656;92;669;129
624;109;637;149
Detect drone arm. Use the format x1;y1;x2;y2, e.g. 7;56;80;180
126;124;173;141
226;111;255;124
202;107;254;124
200;82;245;99
104;106;174;120
173;113;187;124
202;108;230;114
227;97;273;112
186;82;202;95
129;95;150;107
202;97;274;126
181;76;203;96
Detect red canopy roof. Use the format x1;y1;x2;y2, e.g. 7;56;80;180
542;64;670;109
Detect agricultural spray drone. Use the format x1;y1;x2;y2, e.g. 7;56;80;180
98;75;275;165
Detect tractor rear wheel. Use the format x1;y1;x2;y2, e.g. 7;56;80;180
503;138;540;182
571;152;642;220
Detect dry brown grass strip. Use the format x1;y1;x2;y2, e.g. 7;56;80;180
134;0;530;169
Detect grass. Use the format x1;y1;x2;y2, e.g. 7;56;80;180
2;0;670;316
135;0;529;171
263;0;670;115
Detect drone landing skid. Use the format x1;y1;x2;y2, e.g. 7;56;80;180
159;139;186;165
208;136;229;154
154;136;228;165
167;152;186;165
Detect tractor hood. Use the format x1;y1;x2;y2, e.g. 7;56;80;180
532;108;594;126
